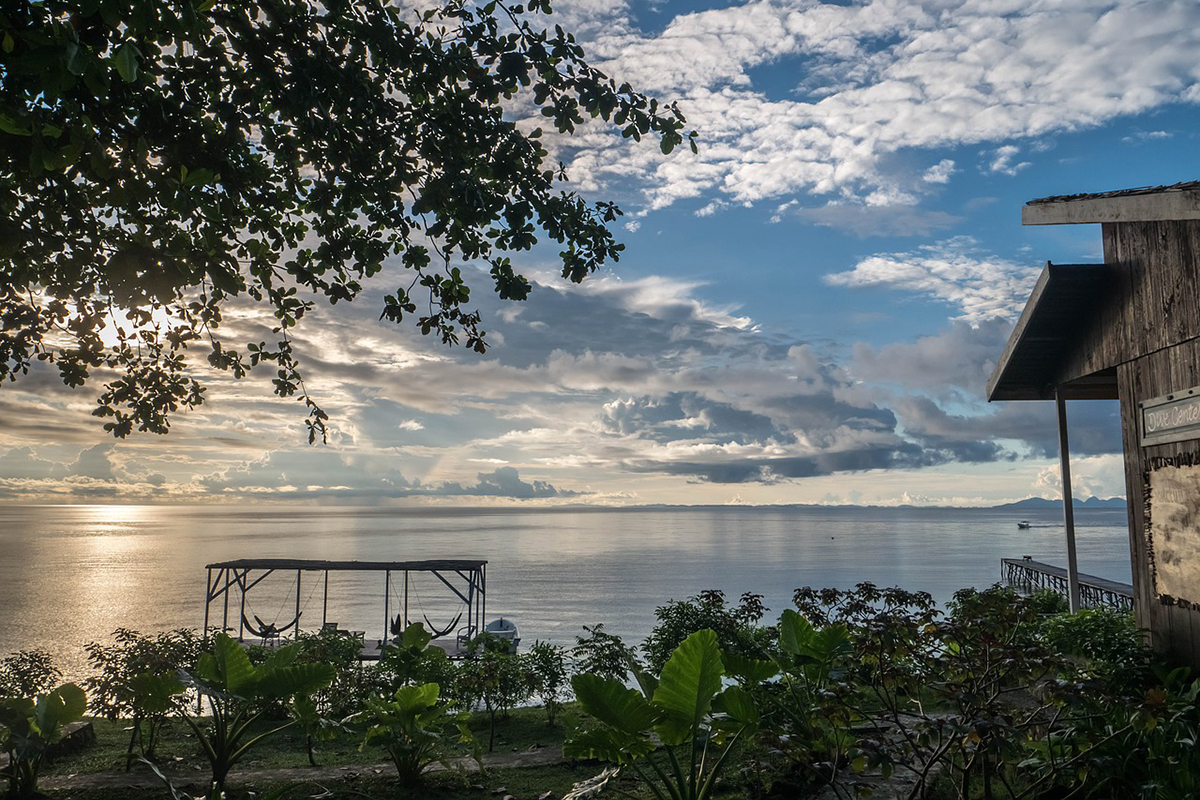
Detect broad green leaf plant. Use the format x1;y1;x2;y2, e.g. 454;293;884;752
178;633;335;797
361;682;475;787
0;682;87;799
565;629;759;800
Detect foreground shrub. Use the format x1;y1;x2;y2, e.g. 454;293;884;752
0;683;86;799
566;629;760;800
642;589;772;674
572;624;639;682
1039;606;1151;689
455;643;532;751
178;633;335;797
525;641;571;725
361;683;474;787
84;628;202;768
0;650;61;701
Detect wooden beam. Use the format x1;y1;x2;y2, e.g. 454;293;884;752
1024;189;1200;226
987;263;1053;401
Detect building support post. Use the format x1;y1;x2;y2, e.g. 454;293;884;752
1056;387;1082;613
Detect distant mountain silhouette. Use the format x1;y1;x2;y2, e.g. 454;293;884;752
993;496;1126;510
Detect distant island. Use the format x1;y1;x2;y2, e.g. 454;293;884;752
992;496;1127;511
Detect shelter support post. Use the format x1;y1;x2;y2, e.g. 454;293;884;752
203;567;212;642
404;571;409;629
384;570;390;645
295;569;302;640
222;569;231;635
238;570;248;641
322;571;329;629
1056;387;1082;613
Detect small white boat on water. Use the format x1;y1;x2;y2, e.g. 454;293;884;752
484;617;520;653
1017;520;1032;529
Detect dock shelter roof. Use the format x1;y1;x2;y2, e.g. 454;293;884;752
986;262;1117;402
205;559;487;571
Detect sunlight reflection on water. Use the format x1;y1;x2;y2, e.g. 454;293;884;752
0;504;1132;680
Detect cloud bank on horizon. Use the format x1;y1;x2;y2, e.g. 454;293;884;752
4;0;1193;506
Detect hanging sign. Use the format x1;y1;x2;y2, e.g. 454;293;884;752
1142;386;1200;446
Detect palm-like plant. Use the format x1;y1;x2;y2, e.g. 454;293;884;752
0;683;87;798
565;629;759;800
178;633;335;796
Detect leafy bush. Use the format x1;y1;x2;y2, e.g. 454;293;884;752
642;589;771;673
0;683;87;798
566;629;760;800
0;650;61;700
1039;607;1150;688
361;683;473;787
524;641;571;725
83;628;202;767
178;633;335;796
454;646;532;751
572;624;639;682
1027;588;1070;615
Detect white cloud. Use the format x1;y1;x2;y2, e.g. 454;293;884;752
988;145;1031;176
398;420;424;431
923;158;956;184
823;236;1039;323
547;0;1200;211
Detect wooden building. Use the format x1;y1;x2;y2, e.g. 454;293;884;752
988;181;1200;666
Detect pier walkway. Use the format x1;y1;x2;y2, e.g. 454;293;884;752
1001;557;1133;611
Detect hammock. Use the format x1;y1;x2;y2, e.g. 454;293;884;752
242;612;300;640
423;611;462;640
389;612;462;640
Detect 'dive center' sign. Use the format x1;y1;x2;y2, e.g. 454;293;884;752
1142;387;1200;446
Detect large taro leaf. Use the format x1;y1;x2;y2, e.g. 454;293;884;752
712;686;758;730
779;610;817;661
723;651;779;685
258;662;335;701
400;623;433;651
213;633;257;694
572;674;660;735
652;629;724;746
35;683;86;738
564;726;655;764
129;672;185;716
392;682;440;713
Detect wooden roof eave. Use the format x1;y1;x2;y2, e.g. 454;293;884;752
987;262;1118;402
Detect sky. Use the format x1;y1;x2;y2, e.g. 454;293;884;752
4;0;1199;507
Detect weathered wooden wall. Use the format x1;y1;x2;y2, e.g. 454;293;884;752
1053;220;1200;385
1099;220;1200;665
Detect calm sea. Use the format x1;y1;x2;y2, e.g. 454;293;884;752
0;504;1132;680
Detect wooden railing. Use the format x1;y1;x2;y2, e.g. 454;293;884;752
1001;557;1133;611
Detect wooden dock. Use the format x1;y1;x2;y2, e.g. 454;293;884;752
1001;557;1133;611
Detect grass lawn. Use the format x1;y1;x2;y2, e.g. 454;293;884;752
42;704;584;778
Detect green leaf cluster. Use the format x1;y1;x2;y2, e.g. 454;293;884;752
0;0;695;440
566;629;758;800
361;682;473;787
0;683;87;798
178;633;335;795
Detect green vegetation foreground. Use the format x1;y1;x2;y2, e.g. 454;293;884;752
3;584;1197;800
